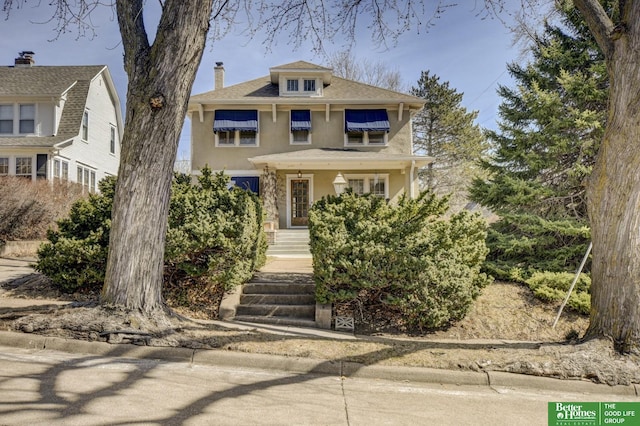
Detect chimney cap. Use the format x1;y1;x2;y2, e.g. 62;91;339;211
215;61;224;67
19;51;35;57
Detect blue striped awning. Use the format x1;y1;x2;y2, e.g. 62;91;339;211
291;110;311;131
345;109;390;132
214;110;258;132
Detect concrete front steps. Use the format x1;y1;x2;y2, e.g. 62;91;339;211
266;229;311;258
233;272;316;328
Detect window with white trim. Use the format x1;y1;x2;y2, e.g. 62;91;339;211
0;105;13;134
287;79;298;91
0;158;8;175
19;104;35;134
303;79;315;92
53;159;70;181
346;174;389;198
345;131;388;146
290;110;312;145
15;157;32;177
110;125;116;154
82;110;89;141
215;130;259;147
77;165;97;192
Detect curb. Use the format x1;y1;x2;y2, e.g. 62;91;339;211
0;330;637;396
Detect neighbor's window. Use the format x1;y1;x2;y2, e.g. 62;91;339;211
77;165;97;192
19;104;35;134
82;110;89;141
15;157;32;177
110;126;116;154
0;158;8;175
0;105;13;134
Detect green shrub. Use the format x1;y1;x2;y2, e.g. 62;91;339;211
310;190;491;331
36;169;267;317
164;168;267;316
35;177;114;292
525;271;590;315
484;213;591;282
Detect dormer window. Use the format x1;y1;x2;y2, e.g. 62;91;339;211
287;79;298;91
303;79;315;92
281;77;320;96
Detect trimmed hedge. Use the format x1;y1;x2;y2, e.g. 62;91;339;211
35;169;267;317
309;190;491;330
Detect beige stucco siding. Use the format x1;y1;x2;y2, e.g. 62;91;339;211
191;107;414;173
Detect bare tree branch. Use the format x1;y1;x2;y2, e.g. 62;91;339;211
573;0;615;58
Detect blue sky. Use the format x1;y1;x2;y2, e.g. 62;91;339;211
1;2;521;159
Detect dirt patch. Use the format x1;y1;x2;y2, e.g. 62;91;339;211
1;275;638;386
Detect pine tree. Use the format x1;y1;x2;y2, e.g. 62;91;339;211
469;6;608;280
410;71;487;210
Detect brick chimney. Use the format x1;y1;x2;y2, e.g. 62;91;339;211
214;62;224;90
15;51;35;67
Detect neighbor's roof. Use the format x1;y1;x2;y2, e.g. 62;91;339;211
190;61;424;108
0;65;110;148
0;65;105;97
248;148;433;170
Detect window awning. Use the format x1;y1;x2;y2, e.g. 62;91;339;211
291;110;311;131
214;110;258;132
345;109;390;132
231;176;259;194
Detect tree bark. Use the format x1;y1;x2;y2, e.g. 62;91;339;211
577;0;640;352
101;0;214;312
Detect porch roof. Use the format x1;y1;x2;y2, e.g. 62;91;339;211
247;148;434;170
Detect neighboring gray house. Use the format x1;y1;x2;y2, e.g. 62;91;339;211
0;51;123;191
188;60;431;229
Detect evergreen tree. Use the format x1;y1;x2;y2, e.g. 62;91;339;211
470;6;608;280
410;71;487;210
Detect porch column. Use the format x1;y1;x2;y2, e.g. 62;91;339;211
261;167;279;228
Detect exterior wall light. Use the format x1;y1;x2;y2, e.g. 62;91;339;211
333;172;347;195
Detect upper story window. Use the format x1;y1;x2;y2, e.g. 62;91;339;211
213;110;259;147
303;79;316;92
344;109;390;147
0;104;36;135
287;79;299;92
0;105;13;134
82;110;89;141
282;77;320;96
290;110;312;145
19;104;35;134
110;126;116;154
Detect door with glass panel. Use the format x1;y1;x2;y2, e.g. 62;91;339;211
290;179;310;227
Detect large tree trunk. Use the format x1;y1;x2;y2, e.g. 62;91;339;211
101;0;214;312
579;0;640;352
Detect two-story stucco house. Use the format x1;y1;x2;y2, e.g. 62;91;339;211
188;60;431;229
0;51;123;191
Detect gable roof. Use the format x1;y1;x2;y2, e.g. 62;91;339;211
0;65;122;148
0;65;105;97
190;61;424;109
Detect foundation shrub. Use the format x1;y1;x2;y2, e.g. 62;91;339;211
309;190;491;331
36;169;267;317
